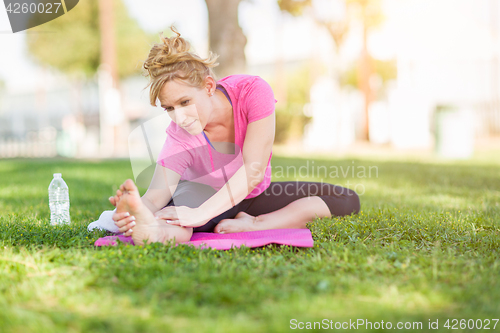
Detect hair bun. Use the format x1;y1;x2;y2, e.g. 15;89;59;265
158;27;191;60
143;26;219;106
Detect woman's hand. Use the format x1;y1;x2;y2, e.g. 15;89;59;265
112;211;136;236
108;188;135;236
154;206;208;228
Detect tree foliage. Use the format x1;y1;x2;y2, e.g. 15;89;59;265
26;0;153;78
273;65;313;144
341;59;397;88
346;0;384;29
277;0;312;16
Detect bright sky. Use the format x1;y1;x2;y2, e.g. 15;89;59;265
0;0;498;94
0;0;373;93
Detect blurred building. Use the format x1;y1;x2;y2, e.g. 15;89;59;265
0;75;158;158
385;0;500;154
1;0;499;159
303;0;500;157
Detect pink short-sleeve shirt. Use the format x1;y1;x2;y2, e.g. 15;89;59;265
157;75;276;199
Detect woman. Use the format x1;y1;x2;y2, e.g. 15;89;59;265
110;29;360;246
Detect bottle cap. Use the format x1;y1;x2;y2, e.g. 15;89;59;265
54;173;62;177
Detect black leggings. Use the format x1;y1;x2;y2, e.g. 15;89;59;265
166;181;360;232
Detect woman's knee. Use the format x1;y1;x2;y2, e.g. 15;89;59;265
345;189;360;215
319;186;360;217
334;185;360;215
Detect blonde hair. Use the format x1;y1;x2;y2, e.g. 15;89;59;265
143;27;219;106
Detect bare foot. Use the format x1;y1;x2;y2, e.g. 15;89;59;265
109;188;124;207
110;181;131;207
116;179;192;245
214;211;261;234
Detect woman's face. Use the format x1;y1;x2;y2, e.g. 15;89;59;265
158;79;213;135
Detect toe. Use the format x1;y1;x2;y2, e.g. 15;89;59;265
214;227;224;234
124;179;139;193
214;221;226;234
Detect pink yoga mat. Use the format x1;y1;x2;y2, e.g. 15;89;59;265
94;229;314;250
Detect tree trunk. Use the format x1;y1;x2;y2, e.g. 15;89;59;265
357;21;373;141
98;0;118;87
98;0;124;156
205;0;247;78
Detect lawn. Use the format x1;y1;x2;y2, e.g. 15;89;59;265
0;154;499;332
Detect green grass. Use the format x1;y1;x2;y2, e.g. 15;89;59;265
0;155;499;332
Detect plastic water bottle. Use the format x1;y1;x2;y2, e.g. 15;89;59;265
48;173;71;225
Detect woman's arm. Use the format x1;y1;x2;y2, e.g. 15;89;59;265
141;164;181;213
198;114;275;217
112;164;181;234
163;113;275;227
